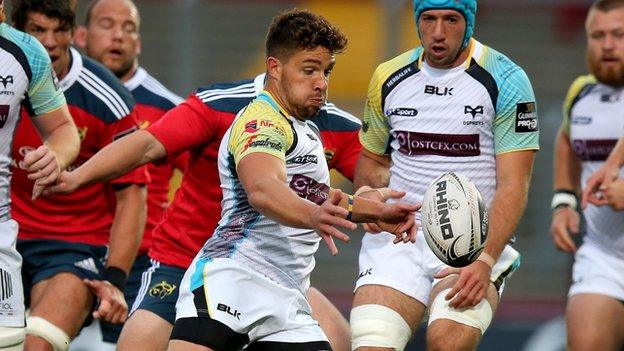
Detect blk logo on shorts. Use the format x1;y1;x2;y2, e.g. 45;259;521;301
149;281;177;299
0;268;13;301
217;303;241;320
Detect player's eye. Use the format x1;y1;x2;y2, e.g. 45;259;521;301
98;18;113;29
303;68;315;75
122;22;137;34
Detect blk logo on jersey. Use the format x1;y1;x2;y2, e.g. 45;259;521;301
515;102;538;133
386;108;418;117
424;85;453;96
0;75;13;89
395;131;480;157
0;105;9;129
289;174;329;205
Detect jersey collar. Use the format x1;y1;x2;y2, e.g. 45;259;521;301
58;47;82;92
124;67;147;91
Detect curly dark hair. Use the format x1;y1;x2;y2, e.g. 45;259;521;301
266;9;347;60
11;0;75;31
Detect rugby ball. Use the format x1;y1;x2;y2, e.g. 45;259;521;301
421;172;489;267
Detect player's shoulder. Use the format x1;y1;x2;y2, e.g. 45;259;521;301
66;49;135;123
567;74;597;95
126;67;183;110
195;78;257;114
233;93;291;133
311;102;361;132
0;23;50;81
473;40;529;84
371;48;421;88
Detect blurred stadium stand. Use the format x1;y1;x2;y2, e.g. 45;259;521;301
9;0;597;349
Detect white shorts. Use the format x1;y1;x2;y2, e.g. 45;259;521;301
355;230;520;305
175;257;328;346
0;220;24;327
569;239;624;301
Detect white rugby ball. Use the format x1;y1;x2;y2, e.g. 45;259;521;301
421;172;489;267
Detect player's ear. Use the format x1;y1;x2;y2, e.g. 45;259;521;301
266;56;281;80
73;26;87;49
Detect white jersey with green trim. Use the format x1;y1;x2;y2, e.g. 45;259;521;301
198;91;329;295
360;39;539;215
563;75;624;258
0;23;65;220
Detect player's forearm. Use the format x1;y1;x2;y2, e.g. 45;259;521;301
107;184;147;273
605;137;624;168
553;128;581;192
43;120;80;171
247;177;321;229
353;151;390;189
76;130;164;186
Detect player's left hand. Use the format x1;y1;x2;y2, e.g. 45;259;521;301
434;260;492;309
582;164;619;208
23;145;61;198
375;202;421;244
84;279;128;324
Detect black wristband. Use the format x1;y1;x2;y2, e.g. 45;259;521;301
103;266;127;292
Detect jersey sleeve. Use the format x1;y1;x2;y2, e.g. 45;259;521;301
359;65;391;156
228;104;293;166
561;75;596;135
147;95;218;161
492;66;540;154
23;36;66;116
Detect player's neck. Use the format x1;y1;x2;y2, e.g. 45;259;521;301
265;84;296;119
119;62;139;83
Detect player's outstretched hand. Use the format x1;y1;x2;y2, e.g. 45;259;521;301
582;164;619;208
311;189;357;256
434;259;491;309
84;279;128;324
355;186;407;234
550;206;580;253
23;145;62;199
32;170;80;199
375;202;421;244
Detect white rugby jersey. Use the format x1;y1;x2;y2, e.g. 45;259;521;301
0;23;65;220
563;75;624;258
361;39;539;215
199;91;329;294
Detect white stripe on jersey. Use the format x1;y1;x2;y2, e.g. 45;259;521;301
196;83;256;100
323;103;361;125
199;92;257;103
79;68;130;118
141;75;183;105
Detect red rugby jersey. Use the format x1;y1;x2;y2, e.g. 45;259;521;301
125;67;185;255
148;74;362;268
11;48;148;246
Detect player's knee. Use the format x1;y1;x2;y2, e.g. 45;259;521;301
427;326;477;351
0;327;25;350
427;288;491;347
25;316;70;351
350;304;411;350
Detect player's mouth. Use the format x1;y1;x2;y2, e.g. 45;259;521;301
602;56;620;64
107;49;124;59
309;96;325;107
430;45;448;59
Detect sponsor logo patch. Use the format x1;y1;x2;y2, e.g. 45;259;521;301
395;131;480;157
572;138;618;161
515;102;538;133
386;107;418;117
571;116;592;125
287;155;319;165
0;75;13;89
289;174;329;205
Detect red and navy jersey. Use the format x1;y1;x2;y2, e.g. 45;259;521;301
11;47;148;246
147;73;361;268
125;67;185;256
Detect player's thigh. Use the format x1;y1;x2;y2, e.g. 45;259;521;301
426;275;498;351
117;309;172;351
29;272;94;336
308;287;349;351
567;293;624;351
167;339;213;351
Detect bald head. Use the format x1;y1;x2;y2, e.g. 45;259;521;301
77;0;141;82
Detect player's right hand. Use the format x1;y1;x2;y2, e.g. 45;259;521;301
550;206;580;253
355;186;406;234
84;279;128;324
33;170;80;199
376;202;421;244
310;189;357;256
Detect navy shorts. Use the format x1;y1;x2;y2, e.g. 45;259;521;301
130;258;185;325
100;254;151;343
18;239;107;307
